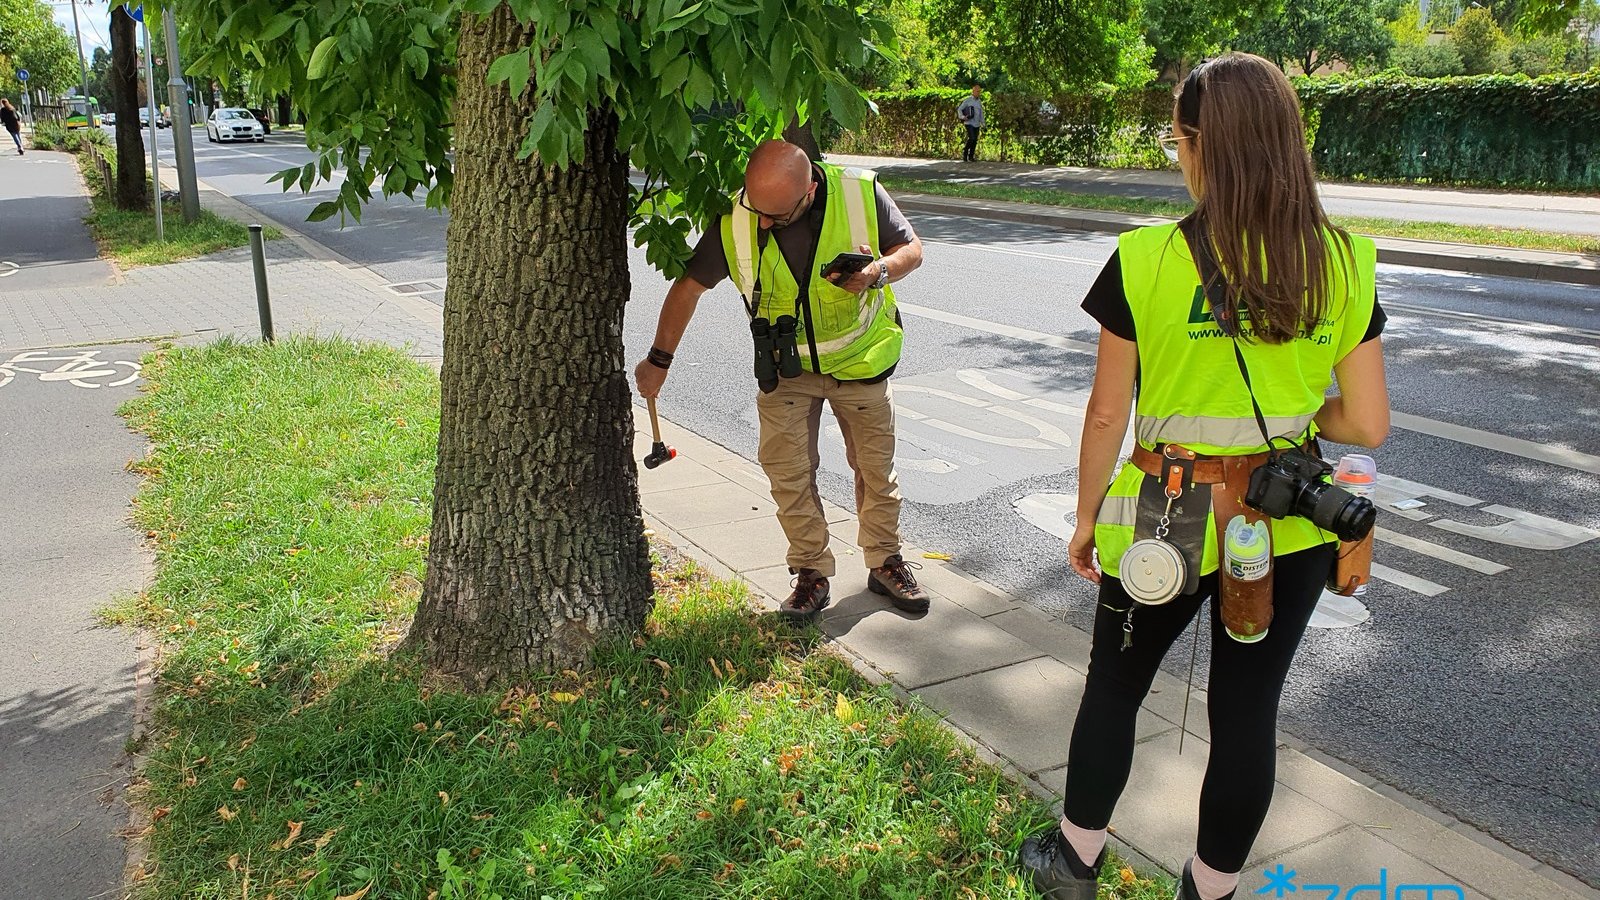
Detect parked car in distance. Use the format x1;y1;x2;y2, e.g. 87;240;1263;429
137;107;170;128
207;107;266;143
101;112;117;125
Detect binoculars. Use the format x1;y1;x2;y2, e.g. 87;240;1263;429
751;315;801;393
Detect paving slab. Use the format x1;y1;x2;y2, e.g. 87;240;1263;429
1245;825;1465;898
1104;730;1347;873
821;594;1043;689
638;480;775;532
915;655;1174;775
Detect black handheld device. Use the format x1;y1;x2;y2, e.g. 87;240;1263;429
821;252;874;280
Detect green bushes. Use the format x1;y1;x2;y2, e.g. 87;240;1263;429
838;73;1600;189
829;86;1172;170
29;118;67;149
1296;72;1600;188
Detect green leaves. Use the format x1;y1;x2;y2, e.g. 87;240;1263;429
306;36;339;80
487;48;531;98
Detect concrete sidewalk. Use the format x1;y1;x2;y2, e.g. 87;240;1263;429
830;153;1600;287
633;412;1600;900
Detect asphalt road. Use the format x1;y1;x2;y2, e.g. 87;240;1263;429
0;149;115;290
142;132;1600;886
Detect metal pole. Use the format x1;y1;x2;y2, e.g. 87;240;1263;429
68;0;96;127
161;8;200;223
142;20;163;240
248;225;274;342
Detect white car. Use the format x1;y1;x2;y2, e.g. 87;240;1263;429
207;108;265;143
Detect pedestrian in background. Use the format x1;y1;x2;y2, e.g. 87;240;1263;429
1;99;23;155
957;85;983;163
634;141;931;619
1016;53;1390;900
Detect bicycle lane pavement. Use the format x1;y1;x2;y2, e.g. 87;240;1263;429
0;342;151;898
0;148;116;290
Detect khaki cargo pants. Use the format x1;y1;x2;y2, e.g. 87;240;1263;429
755;369;902;577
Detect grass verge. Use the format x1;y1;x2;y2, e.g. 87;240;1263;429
76;147;281;268
117;337;1171;899
882;177;1600;255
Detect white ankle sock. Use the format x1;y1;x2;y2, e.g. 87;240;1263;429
1190;855;1240;900
1058;818;1106;869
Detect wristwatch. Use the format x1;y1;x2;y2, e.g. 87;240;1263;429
869;260;890;291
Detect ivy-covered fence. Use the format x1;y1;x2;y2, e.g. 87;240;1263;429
827;86;1172;170
832;74;1600;189
1296;73;1600;190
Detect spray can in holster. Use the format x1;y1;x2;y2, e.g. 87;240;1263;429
1221;514;1273;643
1328;454;1377;596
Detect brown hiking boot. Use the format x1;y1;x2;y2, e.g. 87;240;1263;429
780;568;830;619
868;554;930;613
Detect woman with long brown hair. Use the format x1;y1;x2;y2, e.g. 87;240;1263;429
1017;54;1390;900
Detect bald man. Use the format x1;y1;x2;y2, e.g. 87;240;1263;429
634;141;927;620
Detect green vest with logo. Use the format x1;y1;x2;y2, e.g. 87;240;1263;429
720;162;903;380
1095;222;1378;578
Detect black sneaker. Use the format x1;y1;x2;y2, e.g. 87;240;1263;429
1176;858;1234;900
1017;824;1103;900
779;569;830;619
867;554;930;613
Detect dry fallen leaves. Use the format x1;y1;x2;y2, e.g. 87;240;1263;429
150;807;172;822
730;798;748;815
313;829;337;852
270;820;304;851
334;883;373;900
227;853;240;872
233;777;248;791
216;805;237;822
1120;866;1136;884
439;791;451;807
549;692;579;704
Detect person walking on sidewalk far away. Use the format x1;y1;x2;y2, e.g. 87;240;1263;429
1;99;23;155
634;140;930;620
1016;53;1390;900
957;85;983;162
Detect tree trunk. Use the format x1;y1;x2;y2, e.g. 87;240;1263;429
783;116;822;161
109;6;146;211
401;4;652;686
277;94;291;127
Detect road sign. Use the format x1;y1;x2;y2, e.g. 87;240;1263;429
130;5;144;22
16;69;28;83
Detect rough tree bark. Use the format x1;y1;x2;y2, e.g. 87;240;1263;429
277;94;291;128
401;5;653;686
109;6;146;211
783;116;822;161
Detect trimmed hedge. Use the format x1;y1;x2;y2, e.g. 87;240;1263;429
835;73;1600;189
1296;72;1600;189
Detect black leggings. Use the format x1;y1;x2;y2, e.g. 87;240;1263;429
1062;543;1335;873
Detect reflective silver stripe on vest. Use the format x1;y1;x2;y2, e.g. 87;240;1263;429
839;168;873;248
1135;412;1316;449
1098;494;1138;527
728;203;757;302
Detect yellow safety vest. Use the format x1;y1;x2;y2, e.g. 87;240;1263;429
1095;222;1378;578
721;162;903;380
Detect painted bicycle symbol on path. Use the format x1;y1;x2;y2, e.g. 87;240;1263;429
0;350;142;389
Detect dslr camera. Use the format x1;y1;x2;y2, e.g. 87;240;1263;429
1245;446;1377;542
751;315;801;393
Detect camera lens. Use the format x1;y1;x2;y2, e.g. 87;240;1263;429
1304;483;1377;542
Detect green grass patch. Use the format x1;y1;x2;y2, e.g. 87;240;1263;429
882;177;1600;255
75;147;281;268
85;197;282;267
117;337;1171;899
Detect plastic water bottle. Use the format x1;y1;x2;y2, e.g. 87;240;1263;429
1222;515;1272;643
1331;455;1378;597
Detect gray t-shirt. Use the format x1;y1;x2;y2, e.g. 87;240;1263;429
958;97;984;128
682;168;917;291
